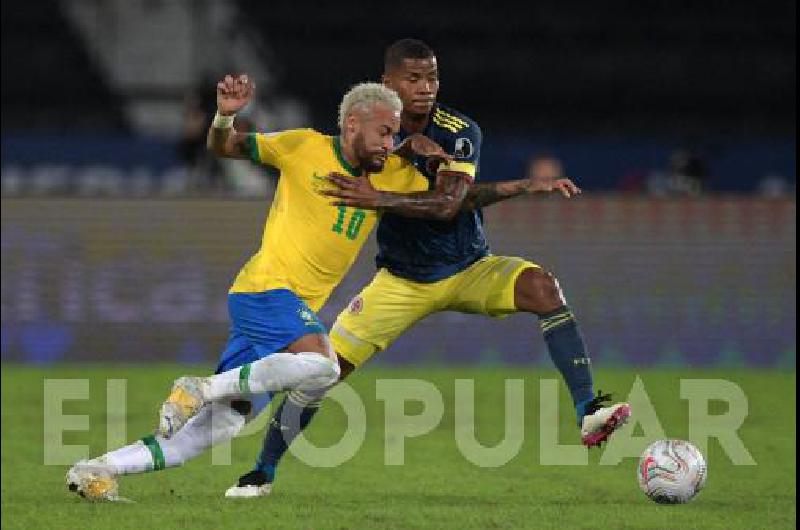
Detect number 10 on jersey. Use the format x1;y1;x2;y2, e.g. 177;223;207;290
332;206;366;240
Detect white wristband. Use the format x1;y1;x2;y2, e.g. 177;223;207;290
212;112;235;129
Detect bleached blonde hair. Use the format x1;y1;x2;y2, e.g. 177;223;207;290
338;82;402;131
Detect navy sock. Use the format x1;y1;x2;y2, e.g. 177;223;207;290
539;306;595;423
255;394;321;482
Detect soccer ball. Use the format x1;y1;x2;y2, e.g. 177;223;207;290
638;439;707;504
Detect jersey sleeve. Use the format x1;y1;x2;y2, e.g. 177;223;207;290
438;121;482;183
247;129;313;169
406;166;430;192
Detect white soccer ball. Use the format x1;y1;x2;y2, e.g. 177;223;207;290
638;439;707;504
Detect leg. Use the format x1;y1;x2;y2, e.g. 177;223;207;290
446;256;630;445
158;290;341;438
227;270;437;496
110;401;246;475
67;328;271;501
67;400;249;501
513;267;596;413
243;332;351;483
201;339;339;401
449;257;595;413
227;354;357;497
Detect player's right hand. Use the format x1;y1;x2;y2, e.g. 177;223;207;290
394;134;454;163
216;74;255;116
322;172;383;209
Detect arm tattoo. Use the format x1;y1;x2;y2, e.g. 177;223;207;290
462;179;531;210
375;172;470;220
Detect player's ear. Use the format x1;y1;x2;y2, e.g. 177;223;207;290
382;73;398;91
346;113;358;136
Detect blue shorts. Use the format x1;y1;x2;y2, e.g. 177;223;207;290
215;288;326;374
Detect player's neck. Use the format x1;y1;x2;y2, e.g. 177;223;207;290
401;110;430;135
337;136;362;175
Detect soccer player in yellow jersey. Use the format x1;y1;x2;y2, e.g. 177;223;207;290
65;76;452;501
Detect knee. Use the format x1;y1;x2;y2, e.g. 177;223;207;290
310;355;341;389
323;356;341;386
514;268;564;315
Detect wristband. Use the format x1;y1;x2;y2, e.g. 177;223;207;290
212;112;235;129
439;160;476;178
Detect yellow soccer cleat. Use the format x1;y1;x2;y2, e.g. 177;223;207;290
157;376;209;438
66;459;119;502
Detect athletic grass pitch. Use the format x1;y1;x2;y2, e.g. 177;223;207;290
1;365;795;529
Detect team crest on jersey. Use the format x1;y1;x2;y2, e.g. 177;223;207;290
454;137;473;159
310;172;329;193
348;296;364;315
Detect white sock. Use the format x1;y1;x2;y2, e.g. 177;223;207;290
102;402;246;475
101;441;153;475
160;402;245;467
204;352;339;401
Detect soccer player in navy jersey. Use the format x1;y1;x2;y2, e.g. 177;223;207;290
225;39;630;498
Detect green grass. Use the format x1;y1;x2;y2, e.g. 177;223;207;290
1;364;795;530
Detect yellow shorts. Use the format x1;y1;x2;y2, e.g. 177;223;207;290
330;255;538;367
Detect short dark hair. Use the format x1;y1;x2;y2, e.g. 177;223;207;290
384;39;435;71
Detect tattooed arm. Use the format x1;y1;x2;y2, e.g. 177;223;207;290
462;173;581;210
462;179;533;210
324;131;580;219
373;170;471;220
324;134;470;221
372;171;581;217
325;169;581;220
325;170;472;221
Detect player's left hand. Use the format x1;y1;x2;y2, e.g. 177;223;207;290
322;172;383;209
529;176;582;198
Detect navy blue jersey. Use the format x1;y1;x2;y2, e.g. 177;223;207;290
375;103;489;282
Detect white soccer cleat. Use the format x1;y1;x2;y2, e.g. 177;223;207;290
580;392;631;447
66;459;119;502
224;470;272;498
224;483;272;498
158;376;209;439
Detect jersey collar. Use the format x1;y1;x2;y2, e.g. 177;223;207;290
332;136;361;177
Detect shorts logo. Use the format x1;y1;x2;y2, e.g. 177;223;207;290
298;308;317;326
454;137;473;159
348;296;363;315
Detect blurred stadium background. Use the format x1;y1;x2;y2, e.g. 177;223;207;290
1;0;796;368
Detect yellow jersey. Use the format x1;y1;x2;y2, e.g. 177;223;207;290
229;129;429;312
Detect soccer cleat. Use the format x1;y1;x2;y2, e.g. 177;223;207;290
579;391;631;448
158;376;209;439
224;470;272;498
66;459;119;502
